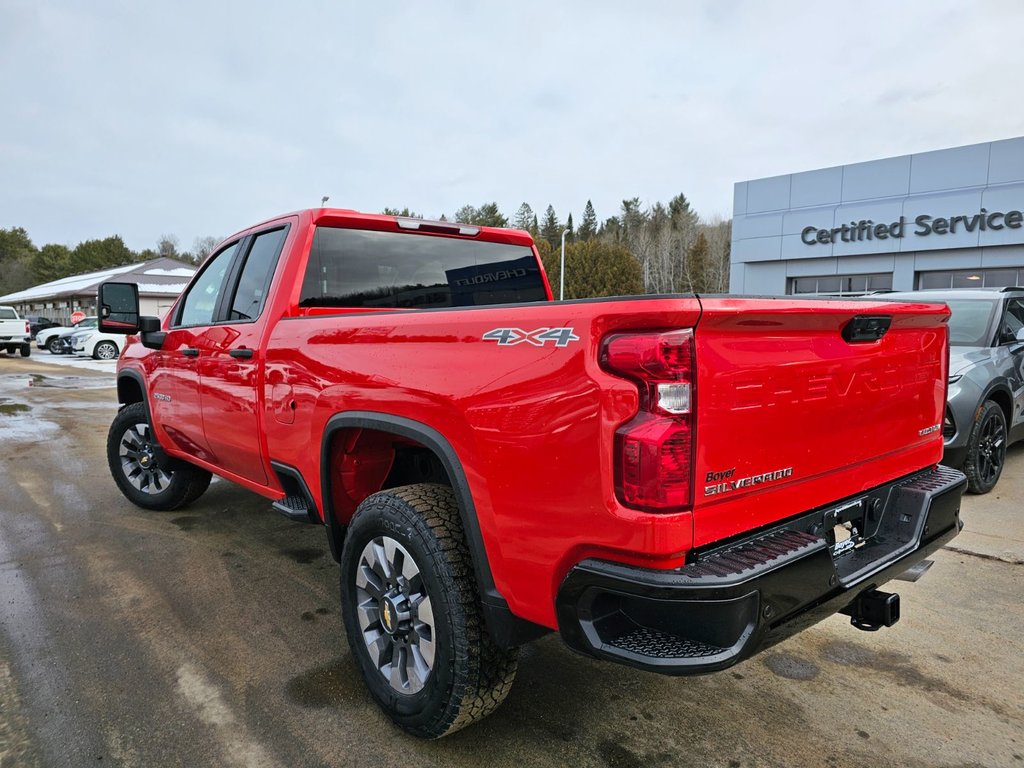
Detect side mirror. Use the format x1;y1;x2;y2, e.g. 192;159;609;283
98;282;140;334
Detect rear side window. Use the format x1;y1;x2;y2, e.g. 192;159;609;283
228;228;287;321
299;227;546;309
0;308;15;319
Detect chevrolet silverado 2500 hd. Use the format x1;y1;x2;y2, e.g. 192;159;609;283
97;208;965;738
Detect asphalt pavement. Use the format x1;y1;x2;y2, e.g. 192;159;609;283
1;355;1021;768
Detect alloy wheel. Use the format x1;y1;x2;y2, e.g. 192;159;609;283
118;422;173;495
354;536;435;695
976;410;1006;487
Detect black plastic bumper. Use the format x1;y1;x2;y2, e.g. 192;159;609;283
556;465;966;675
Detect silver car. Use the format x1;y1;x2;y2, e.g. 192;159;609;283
879;288;1024;493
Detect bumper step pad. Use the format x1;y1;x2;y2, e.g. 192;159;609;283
556;465;966;675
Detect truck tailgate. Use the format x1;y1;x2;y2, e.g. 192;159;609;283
692;297;950;548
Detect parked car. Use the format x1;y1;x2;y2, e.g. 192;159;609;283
25;315;59;339
71;329;122;360
877;287;1024;493
38;317;99;353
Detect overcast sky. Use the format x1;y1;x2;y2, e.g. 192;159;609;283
2;0;1023;253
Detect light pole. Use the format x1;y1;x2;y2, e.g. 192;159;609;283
559;228;570;301
321;195;329;207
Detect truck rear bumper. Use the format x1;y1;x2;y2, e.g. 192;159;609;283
555;465;965;675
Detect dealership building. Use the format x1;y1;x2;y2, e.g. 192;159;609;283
730;137;1024;295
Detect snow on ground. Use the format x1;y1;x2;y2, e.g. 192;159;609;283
21;351;117;375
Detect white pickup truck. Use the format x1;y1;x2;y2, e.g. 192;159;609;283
0;306;32;357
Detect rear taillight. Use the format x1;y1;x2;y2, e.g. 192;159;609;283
25;322;30;334
601;329;695;512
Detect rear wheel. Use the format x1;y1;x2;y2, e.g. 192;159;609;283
106;402;212;510
19;344;30;357
964;399;1007;494
94;340;119;360
340;484;518;738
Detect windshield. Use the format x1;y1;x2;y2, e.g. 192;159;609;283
946;299;997;346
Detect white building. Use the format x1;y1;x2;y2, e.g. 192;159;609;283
0;258;196;322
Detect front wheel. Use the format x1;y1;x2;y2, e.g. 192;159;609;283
963;399;1007;494
340;484;518;738
106;402;212;510
47;337;62;354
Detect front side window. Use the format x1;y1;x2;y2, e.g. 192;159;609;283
228;228;287;321
1000;298;1024;343
177;243;239;327
299;227;547;310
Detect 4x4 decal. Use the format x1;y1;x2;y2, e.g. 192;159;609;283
482;327;580;347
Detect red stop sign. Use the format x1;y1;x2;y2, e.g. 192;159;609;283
70;311;86;325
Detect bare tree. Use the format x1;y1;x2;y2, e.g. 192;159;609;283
156;234;179;259
192;236;221;263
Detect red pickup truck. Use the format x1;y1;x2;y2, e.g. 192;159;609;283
98;208;965;738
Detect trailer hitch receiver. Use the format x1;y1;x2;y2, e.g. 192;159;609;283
842;589;900;632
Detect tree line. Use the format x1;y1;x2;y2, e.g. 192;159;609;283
0;229;219;295
2;195;731;300
386;196;732;299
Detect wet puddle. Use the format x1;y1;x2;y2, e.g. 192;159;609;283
28;374;113;390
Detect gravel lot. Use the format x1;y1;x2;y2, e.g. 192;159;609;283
1;354;1021;768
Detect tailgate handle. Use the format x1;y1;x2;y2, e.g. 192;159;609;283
842;315;891;343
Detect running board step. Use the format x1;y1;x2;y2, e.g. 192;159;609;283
272;495;316;523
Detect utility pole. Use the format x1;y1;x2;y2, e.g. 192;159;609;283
559;228;570;301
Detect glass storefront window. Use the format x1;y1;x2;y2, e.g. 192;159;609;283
917;268;1023;289
788;273;893;296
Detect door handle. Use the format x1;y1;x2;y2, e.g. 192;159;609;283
181;347;200;357
229;348;254;359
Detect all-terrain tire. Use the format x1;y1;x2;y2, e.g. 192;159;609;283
19;344;30;358
340;483;518;738
963;399;1007;494
107;402;212;511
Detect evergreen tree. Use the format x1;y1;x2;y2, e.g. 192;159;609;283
31;244;72;283
73;236;134;273
599;216;621;241
668;192;699;232
0;227;38;293
540;205;561;249
0;227;36;265
578;200;598;240
566;212;574;236
541;239;643;300
475;202;508;227
531;214;539;237
513;202;534;231
382;207;422;218
686;232;712;293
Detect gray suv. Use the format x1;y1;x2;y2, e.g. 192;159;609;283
879;288;1024;493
